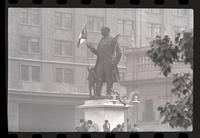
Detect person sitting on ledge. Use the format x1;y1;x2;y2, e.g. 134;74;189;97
87;120;99;132
132;124;142;132
75;119;87;132
111;124;123;132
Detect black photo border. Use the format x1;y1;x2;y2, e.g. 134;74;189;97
2;0;200;138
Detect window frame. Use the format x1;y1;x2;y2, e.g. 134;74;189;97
146;9;161;14
29;37;40;54
146;23;162;38
31;65;41;82
20;64;41;82
54;40;73;57
20;64;29;81
118;19;135;36
20;36;41;54
54;11;73;30
55;67;74;84
64;68;74;84
172;9;188;17
119;71;126;81
86;16;104;33
20;8;41;26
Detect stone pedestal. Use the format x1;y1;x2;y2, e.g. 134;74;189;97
78;99;131;132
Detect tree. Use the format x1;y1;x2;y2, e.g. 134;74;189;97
146;30;193;130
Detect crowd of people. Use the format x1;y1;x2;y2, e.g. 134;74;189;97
75;119;99;132
75;118;141;132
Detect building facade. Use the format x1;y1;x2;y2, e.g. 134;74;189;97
121;9;193;131
8;8;193;131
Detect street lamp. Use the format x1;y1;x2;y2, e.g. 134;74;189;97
131;93;140;104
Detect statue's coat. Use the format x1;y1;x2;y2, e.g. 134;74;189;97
89;35;122;83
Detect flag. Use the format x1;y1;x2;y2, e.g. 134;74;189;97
77;25;87;48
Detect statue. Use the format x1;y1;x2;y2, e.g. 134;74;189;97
87;66;97;97
86;27;122;98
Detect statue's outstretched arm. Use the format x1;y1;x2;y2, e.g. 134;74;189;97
89;47;98;55
86;42;98;55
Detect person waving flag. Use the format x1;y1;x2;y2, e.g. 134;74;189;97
77;25;87;48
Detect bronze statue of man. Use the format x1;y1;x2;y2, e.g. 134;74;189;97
86;27;122;97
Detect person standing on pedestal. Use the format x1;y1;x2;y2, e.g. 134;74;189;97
103;120;111;132
86;27;122;97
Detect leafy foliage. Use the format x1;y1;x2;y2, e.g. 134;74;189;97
147;30;193;130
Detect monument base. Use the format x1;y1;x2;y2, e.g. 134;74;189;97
78;99;131;131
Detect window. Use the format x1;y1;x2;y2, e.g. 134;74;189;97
146;9;160;14
87;16;104;32
64;41;73;56
143;99;155;121
152;9;160;14
21;65;29;81
32;66;40;82
119;72;125;81
146;23;161;38
55;68;74;84
121;47;127;62
20;8;40;25
55;40;73;56
118;20;134;36
63;13;72;28
124;21;133;36
21;9;28;24
30;9;40;25
55;12;62;27
64;69;74;83
173;9;187;16
30;38;40;53
118;20;123;35
55;41;62;55
20;36;29;52
55;68;63;83
146;24;152;38
20;36;40;54
55;12;72;29
21;65;40;82
138;56;150;66
154;25;161;37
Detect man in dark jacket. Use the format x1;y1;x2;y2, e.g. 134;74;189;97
87;27;122;97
